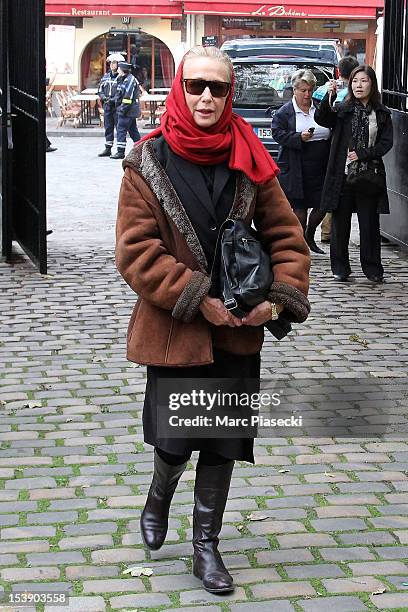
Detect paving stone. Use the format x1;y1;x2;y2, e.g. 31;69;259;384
65;565;120;579
320;547;375;561
1;526;56;539
179;587;247;605
251;581;315;598
230;603;295;612
150;574;203;592
374;545;408;559
109;593;172;608
284;564;346;579
369;592;408;608
26;552;86;566
58;534;113;550
82;577;145;593
315;506;371;518
27;511;78;525
276;533;336;548
247;520;307;535
0;567;60;581
256;550;315;564
298;595;368;612
91;548;145;563
322;576;387;594
349;560;408;575
310;518;367;531
339;531;397;545
44;596;106;612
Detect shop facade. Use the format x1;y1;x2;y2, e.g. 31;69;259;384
186;0;384;66
44;1;203;90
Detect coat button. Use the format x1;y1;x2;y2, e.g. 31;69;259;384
210;224;217;231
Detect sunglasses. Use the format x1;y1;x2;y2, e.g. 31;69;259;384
183;78;231;98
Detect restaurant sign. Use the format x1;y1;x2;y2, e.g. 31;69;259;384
252;5;306;17
71;8;111;15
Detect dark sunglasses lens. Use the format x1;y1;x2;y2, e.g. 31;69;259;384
209;82;230;97
185;79;206;95
185;79;229;98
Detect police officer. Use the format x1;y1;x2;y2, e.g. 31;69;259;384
110;61;141;160
97;53;125;157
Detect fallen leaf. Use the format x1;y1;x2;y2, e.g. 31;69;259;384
324;472;336;478
247;513;269;521
237;524;244;531
278;469;290;473
122;565;153;577
92;356;107;363
23;401;42;409
0;400;6;406
371;587;387;595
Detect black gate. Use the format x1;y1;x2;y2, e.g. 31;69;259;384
1;0;47;273
381;0;408;249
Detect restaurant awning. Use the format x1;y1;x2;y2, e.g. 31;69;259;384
183;0;383;19
46;0;183;18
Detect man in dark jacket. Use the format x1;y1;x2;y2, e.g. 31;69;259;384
97;53;125;158
110;62;141;160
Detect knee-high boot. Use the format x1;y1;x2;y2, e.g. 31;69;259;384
192;460;235;593
140;449;187;550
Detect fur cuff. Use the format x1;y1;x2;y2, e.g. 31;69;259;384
172;271;211;323
268;281;310;323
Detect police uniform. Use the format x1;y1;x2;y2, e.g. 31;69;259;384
97;53;125;157
111;62;141;159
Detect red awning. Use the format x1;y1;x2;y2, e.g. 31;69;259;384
46;0;183;18
184;0;382;18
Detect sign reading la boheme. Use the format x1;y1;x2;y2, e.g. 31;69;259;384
251;5;307;17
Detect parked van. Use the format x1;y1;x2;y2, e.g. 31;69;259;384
222;38;342;158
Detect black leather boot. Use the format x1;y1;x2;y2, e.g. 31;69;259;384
305;227;325;254
98;146;112;157
110;149;125;159
192;460;235;594
140;450;187;551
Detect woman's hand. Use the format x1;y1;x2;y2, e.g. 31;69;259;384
347;150;359;162
327;80;338;95
301;130;313;142
199;296;242;327
242;301;284;327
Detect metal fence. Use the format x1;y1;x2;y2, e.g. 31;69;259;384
382;0;408;111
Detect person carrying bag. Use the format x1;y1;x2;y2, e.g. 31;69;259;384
315;65;393;283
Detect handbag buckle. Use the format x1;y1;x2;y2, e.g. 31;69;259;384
224;298;238;310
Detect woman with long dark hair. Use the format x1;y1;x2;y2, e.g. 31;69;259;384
315;65;393;282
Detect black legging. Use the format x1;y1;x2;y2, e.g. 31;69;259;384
156;447;231;466
294;208;325;234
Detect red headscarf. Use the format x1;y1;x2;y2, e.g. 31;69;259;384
140;54;279;185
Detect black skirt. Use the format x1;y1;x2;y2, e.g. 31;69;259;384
289;139;330;210
142;348;261;463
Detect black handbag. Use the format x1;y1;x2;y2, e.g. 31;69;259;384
210;218;292;340
346;159;386;197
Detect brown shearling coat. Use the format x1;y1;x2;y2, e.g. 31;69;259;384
116;139;311;367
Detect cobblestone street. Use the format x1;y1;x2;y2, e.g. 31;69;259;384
1;136;408;611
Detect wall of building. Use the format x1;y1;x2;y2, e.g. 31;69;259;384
45;16;183;87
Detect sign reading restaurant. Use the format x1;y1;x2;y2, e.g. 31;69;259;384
71;8;111;15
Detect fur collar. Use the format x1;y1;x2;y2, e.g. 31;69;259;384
123;139;257;270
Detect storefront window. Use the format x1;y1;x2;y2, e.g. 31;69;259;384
81;31;175;91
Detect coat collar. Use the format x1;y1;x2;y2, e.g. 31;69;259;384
123;139;257;271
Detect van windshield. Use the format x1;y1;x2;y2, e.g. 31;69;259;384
232;62;335;108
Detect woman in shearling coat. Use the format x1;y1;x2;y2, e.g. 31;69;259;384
116;45;310;595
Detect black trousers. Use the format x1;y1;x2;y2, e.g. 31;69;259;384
116;114;141;150
330;177;383;279
104;106;117;147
